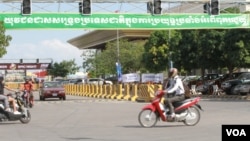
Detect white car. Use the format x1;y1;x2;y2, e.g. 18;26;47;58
87;78;113;85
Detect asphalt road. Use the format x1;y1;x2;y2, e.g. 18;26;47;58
1;91;250;141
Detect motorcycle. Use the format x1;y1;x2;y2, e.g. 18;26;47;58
138;90;203;128
22;90;33;108
0;92;31;124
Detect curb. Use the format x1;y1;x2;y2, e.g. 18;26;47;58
192;94;250;101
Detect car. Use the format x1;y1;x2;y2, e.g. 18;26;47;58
67;78;87;84
230;84;241;95
232;81;250;95
59;80;70;85
191;73;222;95
238;81;250;95
221;72;248;82
39;81;66;101
221;72;250;95
87;78;113;85
182;75;200;85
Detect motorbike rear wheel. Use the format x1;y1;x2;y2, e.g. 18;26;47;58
138;109;158;128
183;106;200;126
20;110;31;124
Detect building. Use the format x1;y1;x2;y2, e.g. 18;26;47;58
68;1;250;50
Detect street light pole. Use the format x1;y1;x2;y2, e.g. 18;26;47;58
117;29;120;63
168;30;173;69
116;3;122;83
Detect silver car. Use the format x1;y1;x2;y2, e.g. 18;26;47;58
221;72;250;95
231;84;241;95
238;81;250;95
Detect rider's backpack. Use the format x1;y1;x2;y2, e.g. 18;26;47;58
182;81;191;99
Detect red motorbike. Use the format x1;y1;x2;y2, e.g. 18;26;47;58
138;90;203;128
22;90;33;108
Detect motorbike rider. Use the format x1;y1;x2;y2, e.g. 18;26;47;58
163;68;185;118
0;94;9;111
21;77;34;107
0;74;21;114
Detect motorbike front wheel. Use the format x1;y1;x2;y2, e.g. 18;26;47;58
138;109;158;128
183;106;200;126
20;110;31;124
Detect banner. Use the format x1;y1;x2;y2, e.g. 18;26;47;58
141;73;164;83
115;62;122;82
0;63;51;70
0;13;249;29
154;73;164;83
122;73;140;83
141;73;155;83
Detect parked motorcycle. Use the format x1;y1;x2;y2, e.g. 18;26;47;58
0;92;31;124
138;90;203;128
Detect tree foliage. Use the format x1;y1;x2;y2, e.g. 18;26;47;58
222;29;250;73
140;7;250;76
48;59;80;78
86;39;146;77
0;21;12;57
174;29;225;75
81;49;96;72
143;27;250;76
142;30;181;73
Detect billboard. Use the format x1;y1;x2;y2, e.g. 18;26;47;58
0;63;51;70
1;13;249;29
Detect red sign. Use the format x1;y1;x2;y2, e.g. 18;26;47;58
0;63;51;70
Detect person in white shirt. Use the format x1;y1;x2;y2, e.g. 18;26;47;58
163;68;185;118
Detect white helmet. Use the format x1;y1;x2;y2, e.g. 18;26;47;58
168;68;178;78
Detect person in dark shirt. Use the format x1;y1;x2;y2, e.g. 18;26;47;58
0;75;21;114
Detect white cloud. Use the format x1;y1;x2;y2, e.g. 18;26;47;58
2;37;83;66
40;38;83;65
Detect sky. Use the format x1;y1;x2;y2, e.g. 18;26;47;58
2;29;85;68
0;2;146;75
0;2;173;74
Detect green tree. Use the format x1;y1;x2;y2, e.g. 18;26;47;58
82;49;96;72
144;29;226;76
213;6;250;74
222;29;250;73
0;21;12;57
61;59;80;74
48;59;80;78
177;29;224;75
142;30;181;73
88;39;146;77
172;30;201;73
